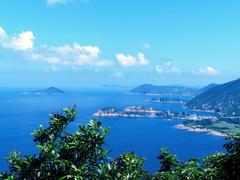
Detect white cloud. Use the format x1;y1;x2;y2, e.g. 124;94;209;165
28;43;112;67
116;52;149;67
0;26;112;69
195;66;218;76
10;31;34;50
0;26;34;51
143;43;151;49
47;0;72;6
155;61;181;75
112;72;124;78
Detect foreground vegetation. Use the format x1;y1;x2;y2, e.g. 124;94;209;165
0;107;240;179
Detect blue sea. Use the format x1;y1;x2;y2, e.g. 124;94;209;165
0;88;225;172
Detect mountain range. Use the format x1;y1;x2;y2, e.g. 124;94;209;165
129;84;198;96
195;83;218;96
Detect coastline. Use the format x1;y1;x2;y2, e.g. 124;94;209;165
182;105;216;113
175;124;227;137
93;112;145;118
125;92;193;97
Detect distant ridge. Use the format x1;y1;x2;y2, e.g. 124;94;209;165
25;87;64;94
129;84;198;96
195;83;218;96
186;78;240;116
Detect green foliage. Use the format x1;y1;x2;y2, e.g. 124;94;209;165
203;152;226;179
158;148;178;172
222;133;240;179
173;160;204;180
155;150;204;180
203;133;240;180
98;152;148;179
0;107;240;180
154;134;240;180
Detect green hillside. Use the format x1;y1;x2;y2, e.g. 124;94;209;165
186;78;240;116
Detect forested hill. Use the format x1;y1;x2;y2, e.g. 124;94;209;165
195;83;218;96
186;78;240;116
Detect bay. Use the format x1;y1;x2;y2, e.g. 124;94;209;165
0;88;225;172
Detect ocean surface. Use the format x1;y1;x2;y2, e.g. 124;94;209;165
0;88;225;172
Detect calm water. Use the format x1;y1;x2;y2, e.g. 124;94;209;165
0;89;225;172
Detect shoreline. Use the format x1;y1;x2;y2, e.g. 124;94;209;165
125;92;193;97
93;113;145;118
182;105;216;113
175;124;227;137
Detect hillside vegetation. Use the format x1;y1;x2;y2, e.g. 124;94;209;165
187;78;240;116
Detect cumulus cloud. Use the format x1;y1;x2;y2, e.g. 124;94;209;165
28;43;112;67
112;72;124;78
116;52;149;67
0;26;34;51
195;66;218;76
46;0;72;6
0;26;112;69
155;61;181;75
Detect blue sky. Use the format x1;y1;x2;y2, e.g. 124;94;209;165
0;0;240;87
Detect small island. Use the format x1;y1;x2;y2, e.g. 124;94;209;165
23;87;64;94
